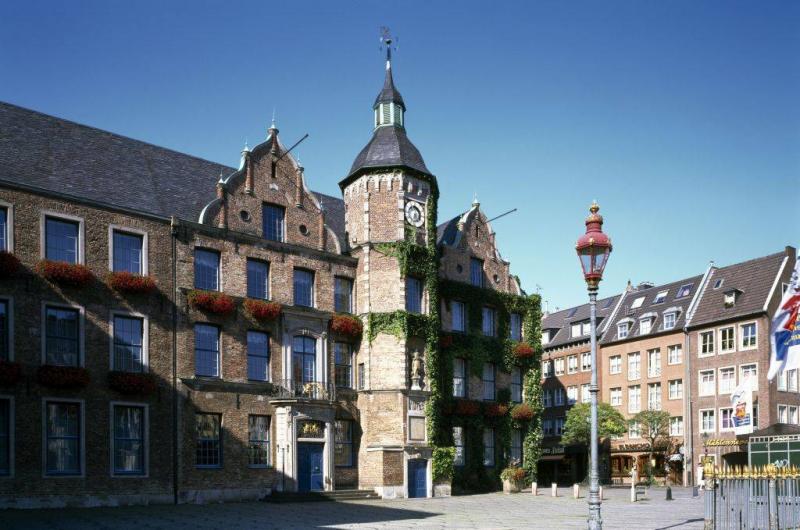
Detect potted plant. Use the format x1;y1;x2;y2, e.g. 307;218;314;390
36;260;93;287
107;271;157;294
243;298;281;322
188;290;236;315
501;466;526;494
330;313;363;338
511;403;534;422
484;402;509;418
0;251;21;279
512;342;535;359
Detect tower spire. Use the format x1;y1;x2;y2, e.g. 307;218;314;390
375;27;404;129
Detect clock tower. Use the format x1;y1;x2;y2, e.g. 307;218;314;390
340;38;438;497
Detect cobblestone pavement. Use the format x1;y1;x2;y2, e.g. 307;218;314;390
2;487;704;530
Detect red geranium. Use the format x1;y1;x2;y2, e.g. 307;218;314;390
37;260;94;287
36;365;90;389
107;271;157;294
330;314;363;338
0;251;21;279
439;334;453;349
0;361;22;386
512;342;535;359
511;403;534;421
108;371;157;395
244;298;282;321
188;290;236;315
454;399;481;416
484;403;509;417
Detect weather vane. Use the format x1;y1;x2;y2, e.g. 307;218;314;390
379;26;398;64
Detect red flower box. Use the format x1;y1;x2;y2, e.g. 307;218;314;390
36;365;90;389
108;371;157;395
244;299;282;321
454;399;481;416
330;314;363;338
107;271;157;294
439;334;453;349
511;403;534;421
188;290;236;315
512;342;535;359
0;361;22;386
37;260;93;287
0;252;21;279
484;403;509;417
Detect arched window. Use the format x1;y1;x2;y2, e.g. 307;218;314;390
292;335;316;385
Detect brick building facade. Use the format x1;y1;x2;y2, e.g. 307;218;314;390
0;55;539;507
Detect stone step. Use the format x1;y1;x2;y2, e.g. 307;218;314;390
266;490;379;503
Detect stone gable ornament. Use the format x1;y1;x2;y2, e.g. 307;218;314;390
410;350;425;390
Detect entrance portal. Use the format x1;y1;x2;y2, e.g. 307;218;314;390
298;442;324;492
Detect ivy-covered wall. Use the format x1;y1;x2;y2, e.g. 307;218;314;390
363;177;543;493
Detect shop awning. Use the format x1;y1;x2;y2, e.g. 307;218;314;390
540;455;565;461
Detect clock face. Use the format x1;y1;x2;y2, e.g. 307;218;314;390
405;201;425;227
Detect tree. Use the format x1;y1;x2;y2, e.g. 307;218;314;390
562;402;628;446
630;409;672;479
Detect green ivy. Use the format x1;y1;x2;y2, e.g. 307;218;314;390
432;446;456;483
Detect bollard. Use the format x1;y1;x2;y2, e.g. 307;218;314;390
665;485;673;501
551;483;557;497
599;485;603;500
531;482;538;496
573;483;580;499
630;481;636;503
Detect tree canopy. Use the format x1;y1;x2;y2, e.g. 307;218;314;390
561;402;627;446
629;409;672;458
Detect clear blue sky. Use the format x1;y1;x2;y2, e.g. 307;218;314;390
1;1;798;309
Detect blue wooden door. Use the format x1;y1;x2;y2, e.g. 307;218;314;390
298;443;324;492
408;459;427;498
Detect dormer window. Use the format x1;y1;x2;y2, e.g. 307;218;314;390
617;321;631;339
542;330;551;345
653;290;668;304
639;313;657;335
724;289;741;308
630;296;645;309
676;283;693;299
663;312;676;330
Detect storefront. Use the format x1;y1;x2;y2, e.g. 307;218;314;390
537;444;587;486
609;442;683;485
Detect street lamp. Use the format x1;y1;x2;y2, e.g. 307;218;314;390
575;201;612;530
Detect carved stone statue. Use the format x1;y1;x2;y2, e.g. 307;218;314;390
410;350;425;390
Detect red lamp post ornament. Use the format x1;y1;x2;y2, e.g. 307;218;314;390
576;201;612;530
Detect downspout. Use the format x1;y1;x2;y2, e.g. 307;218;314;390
171;217;179;504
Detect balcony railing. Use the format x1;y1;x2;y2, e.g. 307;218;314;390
274;379;335;401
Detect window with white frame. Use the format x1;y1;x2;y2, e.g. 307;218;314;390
194;324;220;378
610;387;622;406
45;216;80;263
788;369;799;392
631;296;644;309
453;358;466;397
581;322;591;335
333;342;351;388
247;259;270;300
567;355;578;374
720;327;735;353
567;385;578;405
628;385;641;413
511;367;522;403
555;417;565;436
740;364;758;390
653;290;667;304
541;330;551;345
790;406;799;425
510;429;522;464
334;277;353;314
720;408;735;431
699;370;715;396
112;404;146;475
554;388;565;406
451;301;466;332
700;409;716;433
510;313;522;341
639;317;653;335
648;383;662;410
111;229;144;274
194;248;220;291
628;421;641;438
0;206;9;252
195;413;221;468
628;352;641;380
663;312;676;330
470;258;484;287
555;358;565;376
581;384;590;404
778;370;788;391
262;203;285;242
778;404;788;423
667;344;682;365
719;367;736;394
407;398;426;442
483;428;495;466
609;355;622;374
45;401;82;476
670;416;684;436
453;426;465;466
617;322;630;339
248;415;271;467
668;379;683;400
0;398;9;476
700;331;715;356
482;363;495;401
543;419;554;436
112;315;144;372
294;269;315;308
542;360;552;378
543;389;552;408
247;331;272;384
571;323;582;338
647;348;661;377
45;305;81;367
740;323;757;349
581;352;591;371
482;307;496;337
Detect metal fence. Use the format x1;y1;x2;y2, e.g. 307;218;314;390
703;464;800;529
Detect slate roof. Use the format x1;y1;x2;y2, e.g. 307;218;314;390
346;125;432;180
688;250;789;328
601;275;704;344
373;65;405;110
436;215;462;246
541;294;621;349
0;101;348;246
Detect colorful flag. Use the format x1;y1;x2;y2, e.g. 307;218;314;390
730;376;753;435
768;257;800;380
